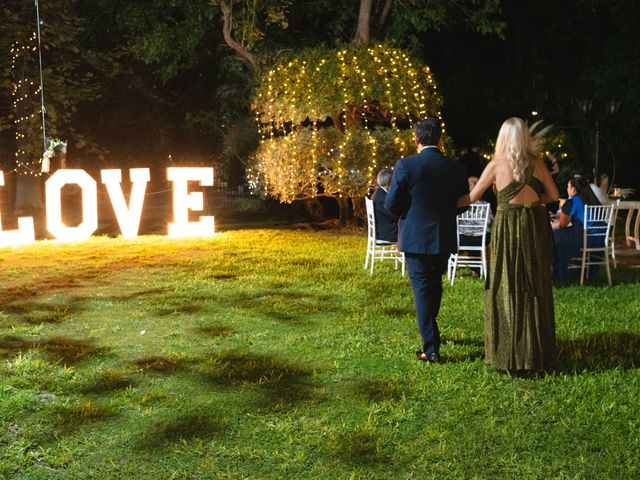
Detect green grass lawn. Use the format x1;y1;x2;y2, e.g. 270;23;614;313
1;228;639;479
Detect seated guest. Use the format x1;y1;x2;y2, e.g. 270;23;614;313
577;167;609;204
553;176;601;280
372;168;398;242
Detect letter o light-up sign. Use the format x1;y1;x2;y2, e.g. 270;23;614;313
46;169;98;241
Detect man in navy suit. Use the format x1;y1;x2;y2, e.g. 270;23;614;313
385;118;469;363
371;168;398;242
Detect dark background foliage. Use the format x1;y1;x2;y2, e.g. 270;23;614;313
1;0;637;190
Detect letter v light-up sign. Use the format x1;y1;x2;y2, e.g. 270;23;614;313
167;167;214;237
0;171;36;246
101;168;150;239
46;169;98;241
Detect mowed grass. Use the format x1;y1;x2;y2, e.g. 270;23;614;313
0;228;639;479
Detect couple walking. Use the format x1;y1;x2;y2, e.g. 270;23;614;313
385;117;558;373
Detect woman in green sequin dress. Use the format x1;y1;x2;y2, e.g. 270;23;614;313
457;118;559;372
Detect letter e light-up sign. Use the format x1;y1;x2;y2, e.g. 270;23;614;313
46;169;98;241
101;168;150;239
0;171;36;246
167;167;214;238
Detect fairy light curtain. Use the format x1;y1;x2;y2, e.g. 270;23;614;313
250;44;445;204
10;0;48;177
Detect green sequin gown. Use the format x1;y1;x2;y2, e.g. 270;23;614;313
484;170;556;372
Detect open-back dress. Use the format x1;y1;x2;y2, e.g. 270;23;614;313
485;167;556;372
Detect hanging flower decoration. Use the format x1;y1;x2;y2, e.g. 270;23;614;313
41;138;67;173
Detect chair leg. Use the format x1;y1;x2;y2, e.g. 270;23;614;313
401;253;405;277
604;252;612;285
450;255;458;286
370;248;375;275
481;248;487;279
580;250;587;285
611;243;617;269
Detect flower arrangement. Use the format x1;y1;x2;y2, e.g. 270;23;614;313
41;138;67;173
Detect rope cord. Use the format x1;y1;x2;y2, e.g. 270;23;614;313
34;0;47;150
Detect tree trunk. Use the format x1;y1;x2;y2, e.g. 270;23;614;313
353;0;372;46
351;196;365;226
303;197;325;222
337;196;351;224
219;0;256;71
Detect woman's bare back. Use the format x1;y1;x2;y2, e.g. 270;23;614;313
492;157;554;205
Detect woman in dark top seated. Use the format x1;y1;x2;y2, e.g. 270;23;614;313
553;176;601;280
372;168;398;242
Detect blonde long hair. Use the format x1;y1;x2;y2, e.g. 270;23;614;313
493;117;548;183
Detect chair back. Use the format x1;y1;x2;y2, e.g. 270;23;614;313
365;197;376;243
456;202;491;249
583;204;615;249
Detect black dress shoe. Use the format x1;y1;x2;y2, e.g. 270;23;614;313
416;351;440;363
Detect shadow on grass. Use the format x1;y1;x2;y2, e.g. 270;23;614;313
52;400;117;438
79;369;137;394
330;427;393;466
0;335;104;365
138;412;226;449
197;325;234;337
440;336;484;363
155;302;203;316
2;300;80;325
553;262;640;287
356;377;405;402
201;351;321;411
222;289;342;325
381;306;414;318
134;356;191;374
555;331;640;372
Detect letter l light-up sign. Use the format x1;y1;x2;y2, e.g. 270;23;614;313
0;171;36;246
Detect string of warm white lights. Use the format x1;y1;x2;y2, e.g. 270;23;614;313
9;1;49;177
252;44;445;203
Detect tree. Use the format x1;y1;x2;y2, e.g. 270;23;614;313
246;0;503;222
251;44;444;222
0;0;101;227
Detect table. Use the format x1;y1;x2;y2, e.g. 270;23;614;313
616;201;640;249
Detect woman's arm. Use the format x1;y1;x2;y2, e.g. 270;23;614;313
469;161;496;204
559;211;571;228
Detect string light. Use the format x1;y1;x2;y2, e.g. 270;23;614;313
251;44;445;203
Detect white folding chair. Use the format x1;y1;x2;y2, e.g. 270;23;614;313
447;202;491;285
364;197;404;276
569;204;616;285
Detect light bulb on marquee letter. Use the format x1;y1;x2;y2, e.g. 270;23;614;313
101;168;150;239
0;171;35;246
167;167;214;238
46;169;98;241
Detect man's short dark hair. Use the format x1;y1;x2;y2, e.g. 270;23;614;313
376;168;393;187
414;117;441;146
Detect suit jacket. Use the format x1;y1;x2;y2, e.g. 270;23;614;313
371;187;398;242
385;147;469;255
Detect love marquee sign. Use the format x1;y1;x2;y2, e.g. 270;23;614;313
0;167;216;247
